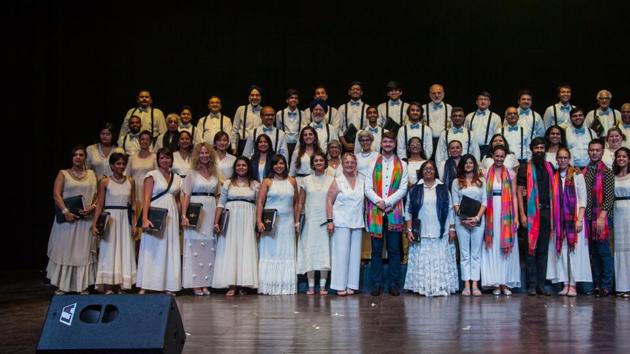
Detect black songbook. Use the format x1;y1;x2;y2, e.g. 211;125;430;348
383;117;401;133
138;207;168;232
459;195;482;219
591;117;604;136
262;209;278;232
218;209;230;236
185;203;203;228
56;195;85;223
344;123;359;144
95;212;110;235
411;219;421;243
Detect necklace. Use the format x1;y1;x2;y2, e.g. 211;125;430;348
69;168;87;179
110;174;126;183
311;173;328;191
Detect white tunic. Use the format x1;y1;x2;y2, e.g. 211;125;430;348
614;174;630;292
216;153;236;180
333;175;365;229
86;143;115;180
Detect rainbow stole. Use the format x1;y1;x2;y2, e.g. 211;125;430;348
366;155;404;236
552;168;579;254
485;165;517;254
526;161;554;255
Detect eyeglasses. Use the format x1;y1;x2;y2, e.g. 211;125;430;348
359;139;372;142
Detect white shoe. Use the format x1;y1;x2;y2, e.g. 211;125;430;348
502;288;512;296
492;288;501;296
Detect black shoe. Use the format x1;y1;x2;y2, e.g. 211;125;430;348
389;288;400;296
536;287;551;296
597;288;611;297
528;288;537;296
584;291;594;296
371;287;382;297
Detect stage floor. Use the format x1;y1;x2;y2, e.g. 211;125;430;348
2;271;629;353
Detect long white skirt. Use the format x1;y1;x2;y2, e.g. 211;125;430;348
95;209;136;289
182;195;216;288
547;230;592;284
405;237;458;296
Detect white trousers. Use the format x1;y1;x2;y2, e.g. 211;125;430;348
456;219;485;281
330;227;362;291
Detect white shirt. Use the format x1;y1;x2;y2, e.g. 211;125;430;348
435;126;480;163
565;125;597;167
309;122;339;153
119;106;166;140
365;155;408;208
423;101;452;138
377;100;408;128
465;109;501;146
242;125;289;161
178;122;196;143
404;179;454;238
332;175;365;229
396;122;434;159
339;100;370;135
117;133;141;155
543;102;574;129
517;107;545;139
356;151;380;179
276;107;305;144
586;107;622;136
354;126;385;154
195;113;233;144
500;123;531;161
304;106;340;130
231;104;262;148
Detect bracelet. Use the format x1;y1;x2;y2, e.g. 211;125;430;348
449;227;456;231
406;228;413;233
327;218;333;223
62;208;69;214
294;222;300;227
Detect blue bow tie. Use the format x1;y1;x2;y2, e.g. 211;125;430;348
369;127;378;133
313;122;323;129
288;111;297;116
263;127;273;133
560;104;571;112
350;101;361;106
624;124;630;129
251;105;261;112
453;127;464;133
410;123;420;129
476;110;487;116
574;127;585;135
390;100;401;106
432;102;443;110
520;108;531;115
599;109;610;116
508;125;519;132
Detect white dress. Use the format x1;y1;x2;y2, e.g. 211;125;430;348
480;176;521;288
258;179;297;294
125;153;156;207
136;170;182;291
46;170;98;292
212;180;259;288
96;177;136;289
182;171;219;288
614;174;630;292
172;151;191;177
289;149;313;178
86;143;114;180
296;174;333;274
406;160;425;186
356;151;379;180
217;153;236;179
546;172;592;284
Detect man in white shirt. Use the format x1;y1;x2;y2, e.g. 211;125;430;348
117;115;143;155
501;107;531;163
517;90;545;140
354;106;385;153
304;85;340;129
339;81;369;152
119;90;166;141
423;84;452;159
243;106;289;160
619;103;630;148
378;81;408;135
565;107;597;168
276;89;305;161
397;102;433;159
465;91;501;158
543;84;574;129
196;96;233;145
178;105;196;144
437;107;480;162
231;85;263;155
365;131;408;296
586;89;622;136
308;99;339;153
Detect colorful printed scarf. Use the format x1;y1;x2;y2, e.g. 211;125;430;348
585;161;610;241
552;167;579;254
366;155;405;236
526;161;554;255
485;165;517;254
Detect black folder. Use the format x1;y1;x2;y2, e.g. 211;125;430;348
56;195;85;223
383;117;401;134
262;209;278;232
458;195;482;219
95;212;110;235
344;123;359;144
138;207;169;232
185;203;203;228
411;219;421;243
591;116;604;136
218;209;229;236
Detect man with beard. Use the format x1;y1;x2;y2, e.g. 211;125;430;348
308;99;339;153
565;107;597;168
517;137;554;296
585;90;622;137
117;115;143;155
119;90;166;141
304;85;340;129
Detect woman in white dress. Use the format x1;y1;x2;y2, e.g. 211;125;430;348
355;130;379;180
405;136;427;186
289;126;323;182
137;148;183;295
91;152;137;294
546;147;591;296
214;131;236;179
602;127;625;169
326;153;365;296
297;151;333;295
451;154;487;296
181;143;221;296
613;147;630;297
212;156;260;296
404;160;457;296
544;125;566;169
481;145;521;295
47;145;98;294
250;134;274;183
325;140;342;177
125;130;156;213
172;130;193;178
256;155;299;295
86;123;116;180
480;134;519;173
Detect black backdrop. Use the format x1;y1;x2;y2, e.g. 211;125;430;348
9;0;630;268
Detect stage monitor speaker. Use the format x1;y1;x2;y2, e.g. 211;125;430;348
37;294;185;353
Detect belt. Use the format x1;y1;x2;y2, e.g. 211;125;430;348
615;196;630;201
191;192;215;197
492;191;502;196
227;198;255;204
104;205;129;210
296;173;310;177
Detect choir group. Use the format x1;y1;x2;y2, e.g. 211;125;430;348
47;82;630;298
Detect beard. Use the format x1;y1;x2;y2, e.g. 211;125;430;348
532;152;546;165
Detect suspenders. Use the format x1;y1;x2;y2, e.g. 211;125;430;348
201;113;224;141
281;109;302;134
344;102;366;130
253;127;280;153
470;111;493;145
553;104;558;127
385;102;404;126
530;110;536;140
242;105;248;139
445;128;471;155
425;103;449;131
403;124;425;148
501;126;525;160
130;107;155;138
596;109;619;128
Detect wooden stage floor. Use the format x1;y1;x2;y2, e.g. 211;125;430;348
2;271;629;353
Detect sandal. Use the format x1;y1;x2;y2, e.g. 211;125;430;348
225;289;236;297
319;288;328;295
104;290;115;295
306;287;315;295
345;289;355;296
193;289;205;296
202;288;211;295
239;289;247;296
461;288;471;296
337;290;347;296
472;288;482;297
138;289;146;295
54;290;65;295
165;291;176;296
